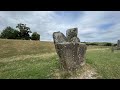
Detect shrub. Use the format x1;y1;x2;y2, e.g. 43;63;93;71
31;32;40;40
104;43;112;46
0;26;20;39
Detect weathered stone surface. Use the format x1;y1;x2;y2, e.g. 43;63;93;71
117;40;120;47
53;31;67;44
55;42;87;71
70;37;80;42
53;28;87;71
66;28;80;42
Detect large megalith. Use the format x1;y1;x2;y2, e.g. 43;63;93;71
53;28;87;71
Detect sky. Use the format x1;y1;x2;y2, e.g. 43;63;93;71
0;11;120;43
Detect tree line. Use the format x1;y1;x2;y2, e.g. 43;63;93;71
0;23;40;40
81;42;115;46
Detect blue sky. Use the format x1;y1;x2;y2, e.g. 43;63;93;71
0;11;120;43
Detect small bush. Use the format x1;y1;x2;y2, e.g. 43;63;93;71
104;43;112;46
113;44;117;46
31;32;40;40
0;26;20;39
86;42;98;46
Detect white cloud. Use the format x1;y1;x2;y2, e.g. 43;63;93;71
0;11;120;43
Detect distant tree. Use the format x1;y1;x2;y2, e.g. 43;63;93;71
13;30;21;39
0;26;20;39
16;23;32;40
85;42;98;46
113;44;117;46
104;43;112;46
31;32;40;40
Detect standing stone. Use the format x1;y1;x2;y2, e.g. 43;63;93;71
55;42;87;71
117;40;120;47
53;28;87;71
53;31;67;44
66;28;80;42
70;37;80;42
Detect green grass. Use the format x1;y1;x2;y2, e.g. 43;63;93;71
86;48;120;79
0;54;59;79
0;39;120;79
0;39;58;79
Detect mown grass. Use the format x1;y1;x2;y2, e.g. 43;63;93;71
0;39;120;79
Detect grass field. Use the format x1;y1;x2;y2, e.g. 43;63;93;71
0;39;120;79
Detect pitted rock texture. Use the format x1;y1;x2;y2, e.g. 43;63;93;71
66;28;80;42
53;28;87;71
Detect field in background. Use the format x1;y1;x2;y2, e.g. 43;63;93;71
0;39;55;58
0;39;120;79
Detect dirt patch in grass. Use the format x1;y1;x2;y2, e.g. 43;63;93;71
69;64;102;79
53;64;102;79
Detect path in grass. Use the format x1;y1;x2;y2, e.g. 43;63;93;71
68;64;101;79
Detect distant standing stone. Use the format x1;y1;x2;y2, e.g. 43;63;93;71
117;40;120;47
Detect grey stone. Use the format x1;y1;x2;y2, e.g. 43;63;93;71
66;28;80;42
53;28;87;71
55;42;87;71
117;40;120;47
53;31;67;44
111;40;120;52
70;37;80;42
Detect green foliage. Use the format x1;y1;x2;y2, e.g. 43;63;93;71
16;23;32;40
113;44;117;46
85;42;112;46
0;23;40;40
104;42;112;46
86;42;98;46
31;32;40;40
0;26;20;39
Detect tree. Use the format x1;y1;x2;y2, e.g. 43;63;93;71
104;42;112;46
0;26;20;39
16;23;32;40
31;32;40;40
